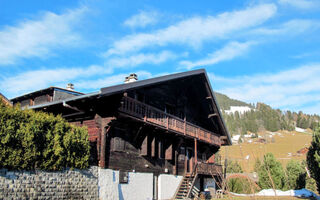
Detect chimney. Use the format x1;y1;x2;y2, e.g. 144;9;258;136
66;83;74;90
124;73;138;83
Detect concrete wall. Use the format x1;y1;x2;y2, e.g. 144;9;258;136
158;174;183;200
99;168;154;200
0;167;98;200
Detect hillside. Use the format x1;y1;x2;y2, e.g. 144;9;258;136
215;92;318;173
220;130;312;172
215;92;320;136
214;92;253;110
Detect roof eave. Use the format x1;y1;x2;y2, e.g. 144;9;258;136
202;71;232;145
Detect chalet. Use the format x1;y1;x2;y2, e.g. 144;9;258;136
0;92;12;106
11;69;232;199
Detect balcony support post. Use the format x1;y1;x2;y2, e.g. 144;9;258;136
194;138;198;165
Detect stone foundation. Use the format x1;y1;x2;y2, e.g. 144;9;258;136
0;167;98;200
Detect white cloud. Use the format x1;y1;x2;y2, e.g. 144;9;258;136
251;19;320;36
180;41;255;69
105;4;277;56
278;0;319;10
0;7;87;65
1;65;110;97
1;65;154;98
210;64;320;113
107;51;177;68
124;11;159;28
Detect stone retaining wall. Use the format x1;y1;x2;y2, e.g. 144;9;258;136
0;167;98;200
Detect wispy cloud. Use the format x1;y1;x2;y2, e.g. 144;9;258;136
0;7;87;65
107;51;177;68
1;64;153;98
0;65;110;97
278;0;319;10
180;41;255;69
105;3;277;56
250;19;320;36
211;64;320;114
124;10;159;28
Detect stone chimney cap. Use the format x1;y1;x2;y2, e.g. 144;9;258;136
66;83;74;90
124;73;138;83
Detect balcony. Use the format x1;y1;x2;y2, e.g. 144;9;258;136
119;96;221;146
197;163;223;175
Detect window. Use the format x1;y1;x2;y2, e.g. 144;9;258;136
202;153;207;161
178;147;185;161
112;137;126;152
159;140;165;159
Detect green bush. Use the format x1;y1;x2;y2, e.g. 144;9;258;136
257;153;286;190
227;176;260;194
286;160;306;190
306;176;318;194
0;101;90;170
226;160;243;173
307;123;320;193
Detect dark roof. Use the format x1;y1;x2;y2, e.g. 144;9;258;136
101;69;206;96
10;86;84;102
23;69;231;145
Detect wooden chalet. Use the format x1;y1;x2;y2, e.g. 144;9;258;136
11;69;232;199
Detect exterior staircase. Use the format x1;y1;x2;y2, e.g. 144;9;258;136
174;164;199;199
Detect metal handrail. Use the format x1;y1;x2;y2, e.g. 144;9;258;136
186;162;198;198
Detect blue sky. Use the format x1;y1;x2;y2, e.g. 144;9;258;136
1;0;320;114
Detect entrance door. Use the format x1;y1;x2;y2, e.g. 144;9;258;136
186;148;193;174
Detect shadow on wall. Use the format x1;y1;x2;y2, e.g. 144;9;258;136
118;184;124;200
113;171;124;200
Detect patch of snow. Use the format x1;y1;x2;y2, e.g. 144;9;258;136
230;188;319;199
225;106;252;115
232;135;241;144
295;127;306;133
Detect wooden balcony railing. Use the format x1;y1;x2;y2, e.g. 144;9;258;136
197;163;223;175
119;96;221;146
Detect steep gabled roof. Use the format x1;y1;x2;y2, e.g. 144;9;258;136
100;69;231;145
19;69;231;145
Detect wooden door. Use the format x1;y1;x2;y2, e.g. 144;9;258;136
186;148;193;174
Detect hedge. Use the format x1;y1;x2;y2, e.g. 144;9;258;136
0;100;90;170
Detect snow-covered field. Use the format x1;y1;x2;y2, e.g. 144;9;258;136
231;188;319;199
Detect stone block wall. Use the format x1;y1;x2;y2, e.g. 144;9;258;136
0;167;98;200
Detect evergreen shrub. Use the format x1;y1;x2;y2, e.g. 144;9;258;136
0;101;90;170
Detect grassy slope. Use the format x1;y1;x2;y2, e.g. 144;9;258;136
220;130;312;172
